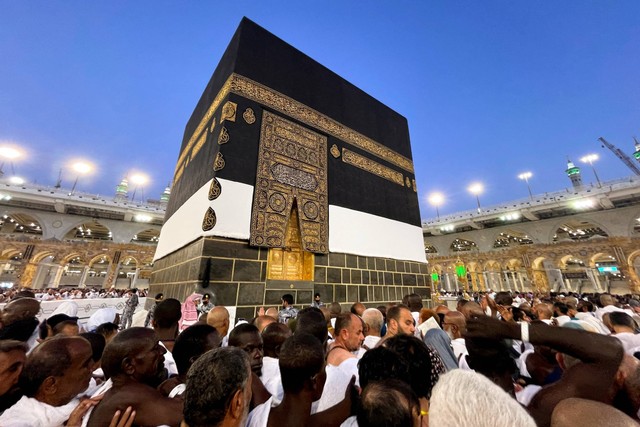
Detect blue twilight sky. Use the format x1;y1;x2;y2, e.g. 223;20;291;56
1;2;639;219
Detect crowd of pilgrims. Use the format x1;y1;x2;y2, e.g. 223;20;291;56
0;289;640;427
0;288;149;303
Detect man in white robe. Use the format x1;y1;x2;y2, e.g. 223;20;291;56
0;336;95;427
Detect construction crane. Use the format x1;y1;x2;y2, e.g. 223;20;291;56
598;136;640;176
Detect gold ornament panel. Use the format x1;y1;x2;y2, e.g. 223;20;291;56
243;108;256;124
202;207;217;231
218;127;229;145
220;101;237;123
213;152;225;171
250;111;328;253
208;178;222;200
330;144;341;158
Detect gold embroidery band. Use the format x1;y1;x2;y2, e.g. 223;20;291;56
191;132;207;158
229;74;414;173
174;73;415;183
342;148;405;186
173;77;235;176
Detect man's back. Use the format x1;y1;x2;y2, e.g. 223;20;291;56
88;381;181;427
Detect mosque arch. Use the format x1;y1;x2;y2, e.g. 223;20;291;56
0;248;21;260
590;252;618;269
503;258;523;270
85;255;111;282
0;212;44;237
32;251;56;264
424;244;438;254
130;228;160;244
450;238;477;252
88;254;112;267
483;260;501;272
549;217;610;243
61;253;85;264
63;219;113;241
559;255;586;269
492;229;535;249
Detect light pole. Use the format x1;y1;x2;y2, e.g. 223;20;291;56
518;171;533;199
428;192;444;220
69;161;93;196
130;173;148;202
468;182;484;213
580;154;601;187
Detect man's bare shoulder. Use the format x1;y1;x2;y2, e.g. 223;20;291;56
327;346;356;366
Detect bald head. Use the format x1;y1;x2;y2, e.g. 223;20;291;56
534;303;553;320
207;306;230;337
101;327;158;379
443;311;466;340
1;297;40;325
253;315;276;333
444;311;466;327
435;305;450;315
552;398;637;427
265;307;279;318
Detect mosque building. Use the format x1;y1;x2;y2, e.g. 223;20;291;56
424;155;640;297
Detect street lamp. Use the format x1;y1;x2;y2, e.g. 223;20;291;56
580;154;601;187
69;161;94;195
428;192;444;220
518;171;533;199
130;173;149;202
468;182;484;213
0;145;23;176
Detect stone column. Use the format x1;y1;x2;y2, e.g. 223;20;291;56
131;268;140;289
511;271;519;293
79;266;90;288
52;266;64;288
503;271;511;291
518;270;526;291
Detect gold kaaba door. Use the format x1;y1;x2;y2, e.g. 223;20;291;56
267;203;314;281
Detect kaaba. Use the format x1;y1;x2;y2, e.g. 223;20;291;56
151;18;430;319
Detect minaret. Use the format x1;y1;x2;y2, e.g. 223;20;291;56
565;159;583;189
114;177;129;202
633;137;640;162
160;184;171;205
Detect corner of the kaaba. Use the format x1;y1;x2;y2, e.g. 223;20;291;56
150;18;432;318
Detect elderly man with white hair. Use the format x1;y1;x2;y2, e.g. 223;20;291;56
358;308;384;358
429;369;536;427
